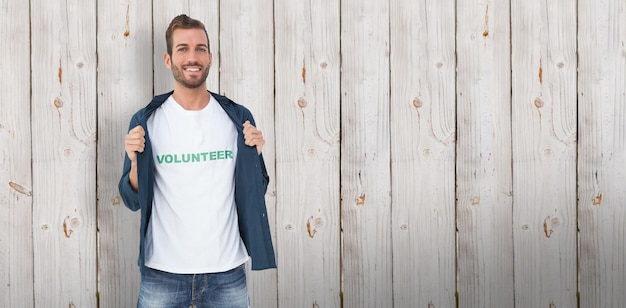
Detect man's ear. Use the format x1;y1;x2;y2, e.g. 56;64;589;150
164;53;171;69
207;53;213;70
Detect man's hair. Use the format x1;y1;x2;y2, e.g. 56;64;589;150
165;14;210;56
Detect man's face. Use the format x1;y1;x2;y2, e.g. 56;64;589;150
165;28;211;89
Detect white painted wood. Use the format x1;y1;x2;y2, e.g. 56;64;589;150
578;0;626;306
7;1;626;306
219;2;278;307
455;0;514;307
0;0;33;306
96;0;153;306
389;1;457;307
274;0;341;307
340;0;392;307
30;0;98;306
511;0;578;306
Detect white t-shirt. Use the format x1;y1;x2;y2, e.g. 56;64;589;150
144;95;249;274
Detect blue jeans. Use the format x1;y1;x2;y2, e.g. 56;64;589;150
138;264;249;308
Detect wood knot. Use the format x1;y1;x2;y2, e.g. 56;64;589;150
543;216;559;238
543;148;553;157
355;193;366;206
306;216;323;238
412;97;423;108
471;196;480;206
54;97;64;108
297;97;307;108
534;97;544;108
593;193;602;206
9;182;32;196
63;216;80;238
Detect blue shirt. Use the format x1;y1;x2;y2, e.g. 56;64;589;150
118;91;276;272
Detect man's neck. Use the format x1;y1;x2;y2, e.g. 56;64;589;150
171;85;211;110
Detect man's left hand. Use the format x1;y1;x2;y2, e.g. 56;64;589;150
243;121;265;155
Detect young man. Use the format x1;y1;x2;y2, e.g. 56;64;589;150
118;14;276;308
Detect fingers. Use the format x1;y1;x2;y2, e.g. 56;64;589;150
125;125;145;161
243;121;264;154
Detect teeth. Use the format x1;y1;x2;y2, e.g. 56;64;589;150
186;68;200;72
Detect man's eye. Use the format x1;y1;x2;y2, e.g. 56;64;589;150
178;48;187;52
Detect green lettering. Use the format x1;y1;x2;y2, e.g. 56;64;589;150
156;151;237;164
164;155;173;163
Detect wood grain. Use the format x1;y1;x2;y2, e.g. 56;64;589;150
456;0;514;307
0;0;34;306
511;0;577;306
31;0;98;306
341;0;392;306
96;0;153;306
390;1;457;307
274;0;341;306
578;0;626;306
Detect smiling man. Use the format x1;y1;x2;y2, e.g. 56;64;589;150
118;14;276;308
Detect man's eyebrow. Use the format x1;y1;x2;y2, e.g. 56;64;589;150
175;43;208;48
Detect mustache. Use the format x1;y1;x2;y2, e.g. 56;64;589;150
182;62;202;67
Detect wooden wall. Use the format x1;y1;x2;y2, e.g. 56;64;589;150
1;0;625;307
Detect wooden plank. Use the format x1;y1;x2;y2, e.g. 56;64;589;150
96;0;153;306
218;2;278;307
274;0;341;306
578;0;626;306
0;0;34;306
455;0;514;307
510;0;577;306
340;0;392;307
30;0;98;306
389;0;457;307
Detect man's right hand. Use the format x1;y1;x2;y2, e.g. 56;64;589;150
124;125;144;191
125;125;145;162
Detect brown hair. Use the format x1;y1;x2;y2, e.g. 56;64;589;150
165;14;210;56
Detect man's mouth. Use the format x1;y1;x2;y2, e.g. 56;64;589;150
185;67;201;72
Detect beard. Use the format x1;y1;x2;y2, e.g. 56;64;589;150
171;62;209;89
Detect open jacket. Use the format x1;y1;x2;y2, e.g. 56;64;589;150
118;91;276;272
